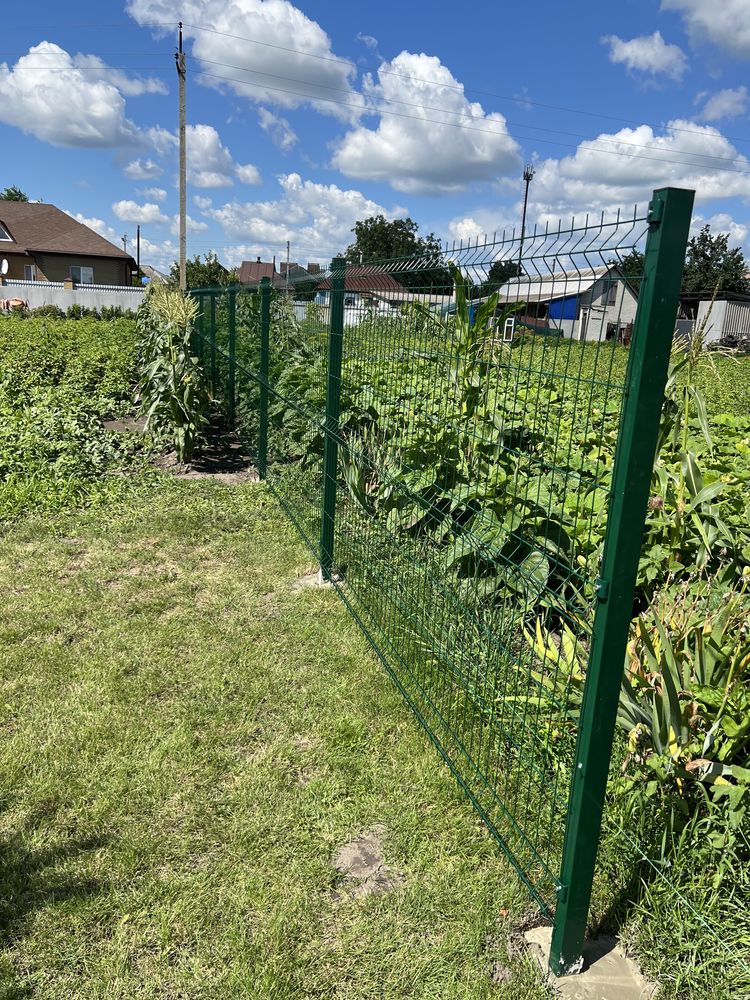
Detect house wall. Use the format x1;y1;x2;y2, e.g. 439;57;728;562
0;278;145;312
33;253;131;286
0;252;33;280
575;278;638;342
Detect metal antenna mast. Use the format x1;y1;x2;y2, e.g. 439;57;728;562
519;163;535;270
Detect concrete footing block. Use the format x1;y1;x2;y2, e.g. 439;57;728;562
524;928;656;1000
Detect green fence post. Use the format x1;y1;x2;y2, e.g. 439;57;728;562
258;277;271;479
319;257;346;581
228;286;236;425
209;292;218;397
196;292;205;367
549;187;695;976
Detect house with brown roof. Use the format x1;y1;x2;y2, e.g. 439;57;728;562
238;257;277;286
315;266;406;309
0;202;135;285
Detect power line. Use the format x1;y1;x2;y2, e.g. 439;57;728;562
181;22;750;148
186;57;750;172
10;54;750;175
4;17;750;148
197;69;750;176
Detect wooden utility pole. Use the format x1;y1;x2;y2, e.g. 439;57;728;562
285;239;291;294
136;224;141;282
176;23;187;291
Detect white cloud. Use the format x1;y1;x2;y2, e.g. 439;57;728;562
138;187;168;202
206;172;406;258
332;52;521;194
662;0;750;59
602;31;687;80
170;214;209;236
193;195;213;211
124;158;163;180
236;163;262;185
67;212;122;246
447;209;518;244
697;86;748;121
257;108;298;152
127;0;363;120
525;120;750;222
356;33;379;50
146;124;261;188
70;53;167;96
112;200;170;225
0;42;142;147
691;212;749;247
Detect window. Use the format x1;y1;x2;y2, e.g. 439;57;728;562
607;282;617;306
0;223;12;242
70;265;94;284
24;264;37;280
503;316;516;342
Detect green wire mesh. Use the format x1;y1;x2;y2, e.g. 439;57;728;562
192;208;650;912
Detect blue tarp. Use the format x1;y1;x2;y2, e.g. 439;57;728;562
547;295;579;321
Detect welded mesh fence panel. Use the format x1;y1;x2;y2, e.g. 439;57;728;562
191;210;650;912
264;276;331;555
314;214;647;911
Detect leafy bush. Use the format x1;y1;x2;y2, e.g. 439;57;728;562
30;304;65;320
66;304;100;320
0;316;141;518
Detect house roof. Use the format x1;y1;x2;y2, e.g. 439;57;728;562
497;264;619;303
0;202;132;260
239;259;276;284
316;266;404;292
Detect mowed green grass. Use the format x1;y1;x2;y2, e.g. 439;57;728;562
0;479;549;1000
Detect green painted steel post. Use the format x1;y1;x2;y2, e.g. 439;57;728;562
258;277;271;479
549;187;694;976
209;292;218;396
227;286;236;425
319;257;346;581
196;293;205;367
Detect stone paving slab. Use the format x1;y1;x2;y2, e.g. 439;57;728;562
524;927;656;1000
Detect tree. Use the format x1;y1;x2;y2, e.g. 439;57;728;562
344;215;451;293
0;186;29;202
682;225;749;299
614;249;645;294
169;251;231;289
482;258;521;294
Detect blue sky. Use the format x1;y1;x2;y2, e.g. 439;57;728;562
2;0;749;272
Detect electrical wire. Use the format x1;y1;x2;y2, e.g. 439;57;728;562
8;55;750;174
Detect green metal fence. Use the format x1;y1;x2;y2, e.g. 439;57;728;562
190;186;694;975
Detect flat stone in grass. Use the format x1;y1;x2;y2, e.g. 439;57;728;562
524;928;656;1000
332;825;403;899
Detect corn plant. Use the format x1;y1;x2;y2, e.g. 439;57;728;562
136;284;207;464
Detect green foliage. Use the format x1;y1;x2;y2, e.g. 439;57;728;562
481;258;522;294
618;581;750;854
344;214;452;293
614;249;645;293
29;303;65;319
682;224;750;299
0;185;29;201
0;316;141;518
136;284;208;463
169;251;231;290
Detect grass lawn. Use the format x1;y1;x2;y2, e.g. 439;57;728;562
0;478;550;1000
